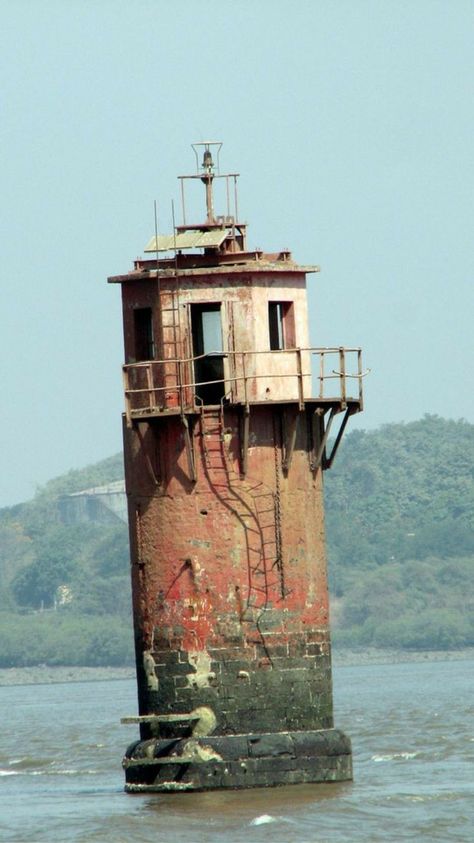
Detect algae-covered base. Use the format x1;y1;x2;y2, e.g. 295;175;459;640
123;728;352;792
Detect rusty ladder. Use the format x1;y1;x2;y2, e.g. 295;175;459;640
199;407;227;474
246;484;284;604
159;285;181;405
200;406;284;607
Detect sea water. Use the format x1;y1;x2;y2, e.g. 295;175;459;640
1;659;473;842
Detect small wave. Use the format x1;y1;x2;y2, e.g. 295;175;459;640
39;768;99;776
8;757;51;770
0;768;47;777
250;814;277;826
372;752;418;762
387;791;461;804
0;769;49;778
0;767;99;777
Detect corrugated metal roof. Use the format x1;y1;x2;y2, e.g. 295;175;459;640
144;229;230;252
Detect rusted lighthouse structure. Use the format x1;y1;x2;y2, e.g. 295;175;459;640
111;143;363;792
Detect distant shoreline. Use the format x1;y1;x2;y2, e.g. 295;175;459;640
1;647;473;686
331;646;474;667
0;665;135;687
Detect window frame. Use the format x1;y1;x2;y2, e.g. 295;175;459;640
268;301;296;350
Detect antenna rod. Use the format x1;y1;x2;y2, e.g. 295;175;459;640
154;200;160;276
171;199;181;353
201;147;215;223
204;173;214;223
171;199;180;285
180;178;186;226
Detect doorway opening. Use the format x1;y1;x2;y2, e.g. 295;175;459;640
133;307;155;361
191;303;225;405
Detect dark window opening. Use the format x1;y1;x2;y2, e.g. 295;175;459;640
134;307;155;361
191;303;225;405
268;301;295;350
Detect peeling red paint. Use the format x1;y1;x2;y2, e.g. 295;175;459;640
124;404;330;659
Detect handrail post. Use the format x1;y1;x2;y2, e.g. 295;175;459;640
339;347;346;407
123;366;132;427
319;351;324;399
177;358;183;414
242;352;248;408
146;363;153;412
358;348;363;410
152;361;158;409
296;348;304;409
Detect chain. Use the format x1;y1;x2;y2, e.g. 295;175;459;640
273;416;285;599
135;503;143;563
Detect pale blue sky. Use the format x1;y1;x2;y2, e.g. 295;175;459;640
1;0;472;506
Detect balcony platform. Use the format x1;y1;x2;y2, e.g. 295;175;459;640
125;397;361;477
122;347;364;474
125;396;362;422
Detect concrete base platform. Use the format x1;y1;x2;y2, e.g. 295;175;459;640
123;728;352;792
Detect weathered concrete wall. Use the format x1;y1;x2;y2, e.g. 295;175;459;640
124;404;334;739
121;269;311;402
116;251;353;790
124;728;352;791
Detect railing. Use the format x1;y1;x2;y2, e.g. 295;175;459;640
122;347;364;423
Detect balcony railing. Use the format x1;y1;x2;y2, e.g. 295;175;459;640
122;347;363;424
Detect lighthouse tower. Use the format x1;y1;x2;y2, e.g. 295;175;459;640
110;143;363;792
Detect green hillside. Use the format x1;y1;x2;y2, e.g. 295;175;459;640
0;415;472;666
326;415;474;648
0;453;133;667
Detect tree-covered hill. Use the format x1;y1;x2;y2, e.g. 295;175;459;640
0;453;132;666
0;415;472;666
325;415;474;648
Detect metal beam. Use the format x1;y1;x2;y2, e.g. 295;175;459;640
310;407;339;473
240;405;250;476
181;415;197;483
324;408;352;469
282;408;300;476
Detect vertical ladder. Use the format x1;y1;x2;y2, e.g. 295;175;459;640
250;486;284;602
160;284;181;407
199;407;284;607
199;407;227;477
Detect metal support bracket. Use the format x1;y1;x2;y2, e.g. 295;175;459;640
239;404;250;476
310;407;339;473
181;415;197;483
282;408;300;476
324;407;353;469
310;405;354;472
136;422;160;486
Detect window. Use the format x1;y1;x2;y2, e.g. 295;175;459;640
268;301;295;350
133;308;155;361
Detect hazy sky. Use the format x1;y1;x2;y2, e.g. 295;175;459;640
1;0;472;507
